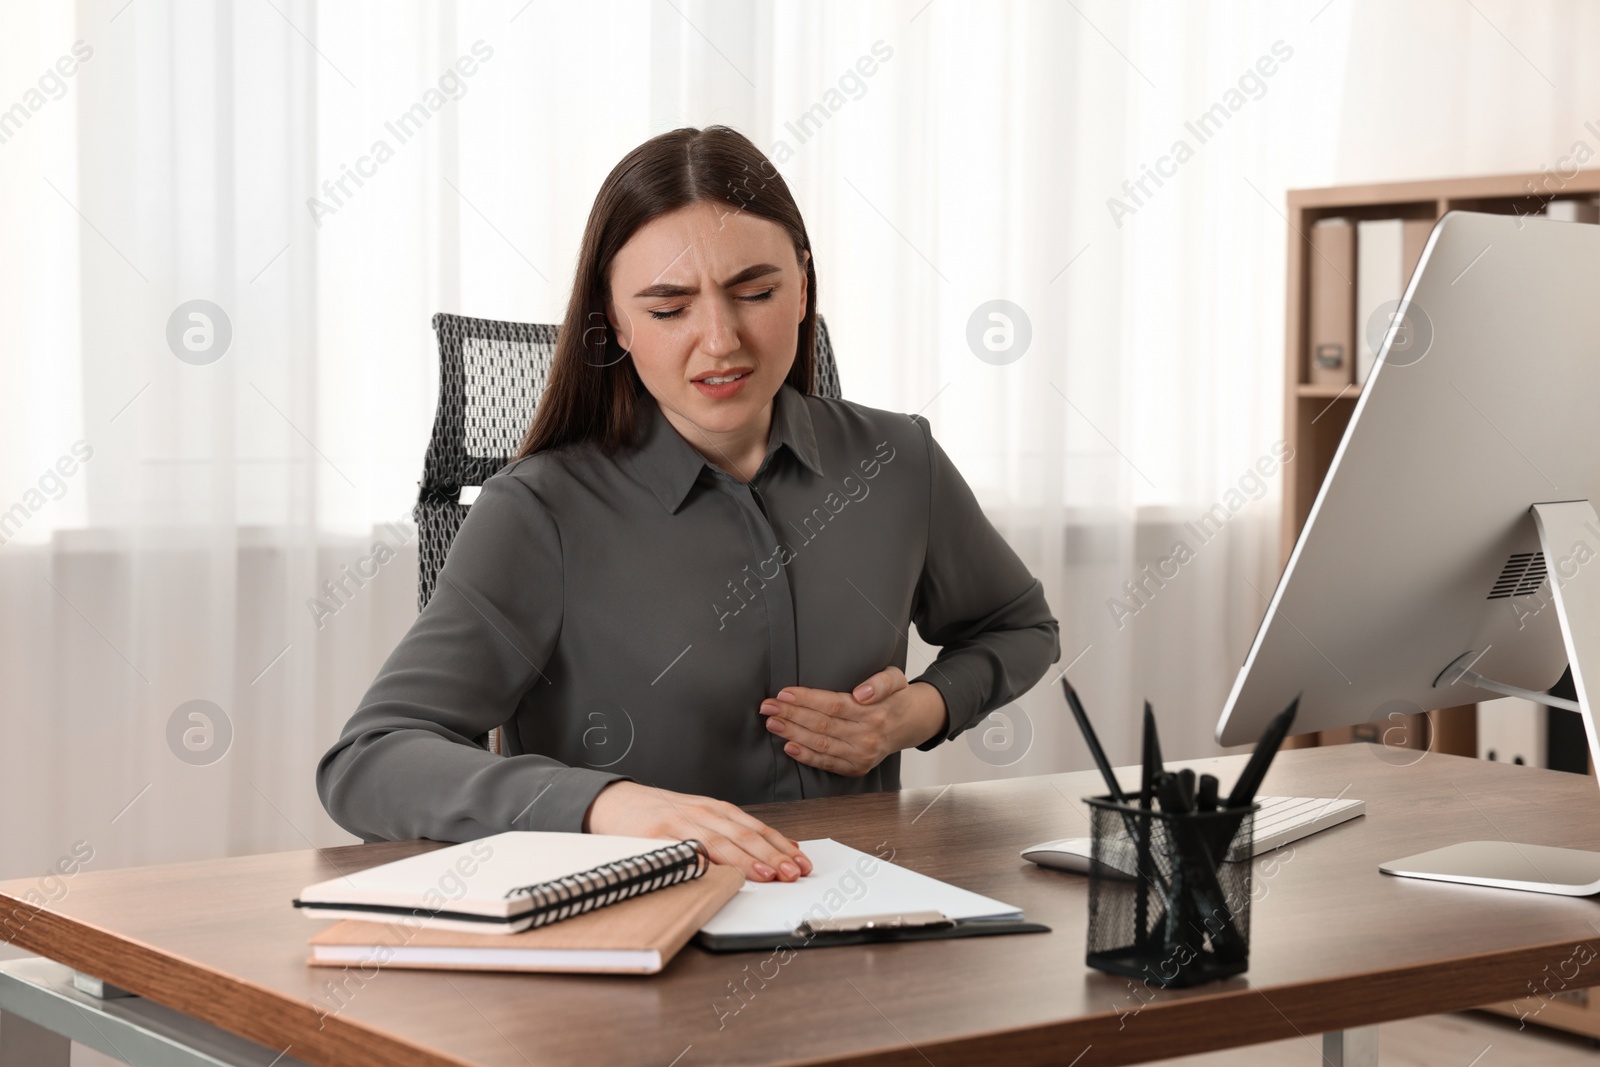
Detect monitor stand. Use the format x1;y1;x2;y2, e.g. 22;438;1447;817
1380;500;1600;896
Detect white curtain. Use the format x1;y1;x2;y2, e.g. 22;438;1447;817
4;0;1593;884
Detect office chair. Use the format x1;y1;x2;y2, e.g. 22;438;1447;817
417;312;844;753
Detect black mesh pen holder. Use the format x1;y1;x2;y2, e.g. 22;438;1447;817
1083;795;1257;988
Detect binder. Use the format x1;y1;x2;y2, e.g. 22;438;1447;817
1402;217;1432;282
294;832;708;934
1308;218;1355;386
1355;219;1403;384
308;865;743;974
1545;198;1600;223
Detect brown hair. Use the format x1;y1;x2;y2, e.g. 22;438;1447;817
514;126;818;459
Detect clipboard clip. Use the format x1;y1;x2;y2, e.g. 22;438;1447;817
795;910;955;936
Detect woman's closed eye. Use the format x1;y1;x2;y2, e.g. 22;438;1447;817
646;287;777;321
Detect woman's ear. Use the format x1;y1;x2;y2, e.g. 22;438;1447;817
605;298;632;353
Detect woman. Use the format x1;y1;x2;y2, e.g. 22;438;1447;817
317;126;1059;884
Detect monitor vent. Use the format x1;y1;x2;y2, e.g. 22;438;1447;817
1487;552;1548;599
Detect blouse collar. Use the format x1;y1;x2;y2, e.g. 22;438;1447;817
629;382;824;514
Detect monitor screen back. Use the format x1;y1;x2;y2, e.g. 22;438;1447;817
1217;210;1600;746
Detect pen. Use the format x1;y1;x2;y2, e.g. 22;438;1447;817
1136;705;1158;947
1143;701;1165;779
1203;696;1301;861
1149;770;1176;947
1225;698;1299;809
1066;686;1174;932
1174;769;1197;813
1154;773;1245;959
1062;676;1126;803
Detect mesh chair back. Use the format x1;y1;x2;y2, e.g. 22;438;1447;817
416;313;843;612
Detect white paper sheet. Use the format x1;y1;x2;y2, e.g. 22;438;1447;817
699;838;1022;937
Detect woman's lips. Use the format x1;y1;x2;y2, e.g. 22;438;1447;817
692;371;750;399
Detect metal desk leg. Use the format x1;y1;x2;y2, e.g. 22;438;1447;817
0;957;309;1066
0;1004;71;1067
1324;1025;1379;1066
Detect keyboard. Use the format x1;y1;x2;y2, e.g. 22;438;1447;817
1021;795;1365;876
1248;794;1365;856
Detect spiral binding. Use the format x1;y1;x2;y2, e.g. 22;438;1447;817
502;839;710;930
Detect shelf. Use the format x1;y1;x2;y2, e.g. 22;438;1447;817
1285;168;1600;211
1296;383;1363;399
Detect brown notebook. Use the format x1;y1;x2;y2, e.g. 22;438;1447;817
308;865;742;975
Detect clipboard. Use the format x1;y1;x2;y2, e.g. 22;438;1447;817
696;909;1051;952
694;840;1049;953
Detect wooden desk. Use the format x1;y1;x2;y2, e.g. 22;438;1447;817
4;747;1600;1067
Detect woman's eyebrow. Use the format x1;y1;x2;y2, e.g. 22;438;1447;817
632;262;783;299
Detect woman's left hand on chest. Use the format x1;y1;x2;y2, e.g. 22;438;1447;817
759;667;949;776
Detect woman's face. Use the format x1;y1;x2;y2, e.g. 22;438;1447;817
606;200;809;438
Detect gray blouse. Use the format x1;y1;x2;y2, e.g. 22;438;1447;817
317;384;1060;842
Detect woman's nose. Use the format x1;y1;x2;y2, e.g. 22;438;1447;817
698;296;740;357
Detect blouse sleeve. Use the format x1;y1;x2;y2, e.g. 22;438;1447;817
315;471;630;841
905;414;1062;750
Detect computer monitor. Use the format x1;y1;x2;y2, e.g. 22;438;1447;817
1215;209;1600;895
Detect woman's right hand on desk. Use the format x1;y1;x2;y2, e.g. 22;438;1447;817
583;781;813;883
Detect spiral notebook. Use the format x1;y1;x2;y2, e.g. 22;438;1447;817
293;832;708;934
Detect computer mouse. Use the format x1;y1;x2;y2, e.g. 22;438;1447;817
1020;837;1095;873
1021;837;1139;878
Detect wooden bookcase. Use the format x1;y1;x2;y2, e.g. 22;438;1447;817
1279;169;1600;755
1278;170;1600;1040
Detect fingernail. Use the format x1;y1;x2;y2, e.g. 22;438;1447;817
796;854;813;874
777;690;798;703
784;743;800;756
753;862;775;880
766;718;784;733
779;862;800;879
759;703;777;715
853;684;874;701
